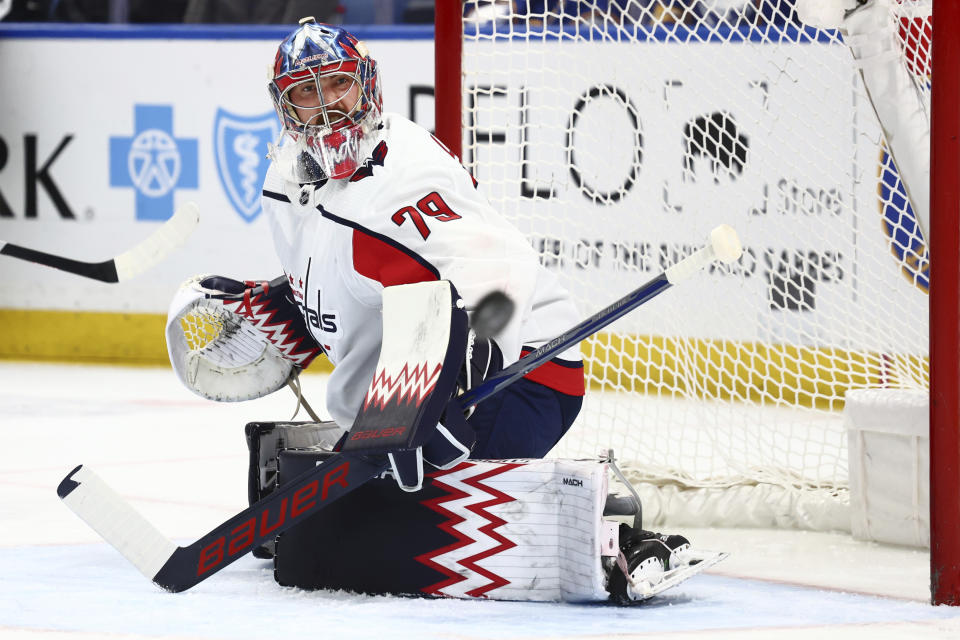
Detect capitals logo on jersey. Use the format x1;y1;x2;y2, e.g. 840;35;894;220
306;290;341;337
288;273;342;341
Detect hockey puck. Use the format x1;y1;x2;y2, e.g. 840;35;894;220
471;290;515;340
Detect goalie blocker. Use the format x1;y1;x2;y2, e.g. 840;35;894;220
246;421;724;603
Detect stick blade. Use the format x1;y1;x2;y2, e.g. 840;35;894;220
0;243;119;282
113;201;200;281
626;550;728;602
57;465;178;584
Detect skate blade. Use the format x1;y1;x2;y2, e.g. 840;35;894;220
627;550;728;602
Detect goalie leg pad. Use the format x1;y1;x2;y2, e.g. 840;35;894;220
245;420;345;505
273;452;613;602
244;420;344;558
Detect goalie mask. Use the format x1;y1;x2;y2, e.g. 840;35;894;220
268;18;383;183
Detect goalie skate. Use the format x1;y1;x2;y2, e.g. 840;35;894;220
618;548;728;603
606;525;728;604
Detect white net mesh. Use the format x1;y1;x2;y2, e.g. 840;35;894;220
459;0;931;528
175;301;271;368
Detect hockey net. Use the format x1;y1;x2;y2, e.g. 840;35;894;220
448;0;932;531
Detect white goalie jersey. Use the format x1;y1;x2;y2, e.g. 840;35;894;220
260;112;582;429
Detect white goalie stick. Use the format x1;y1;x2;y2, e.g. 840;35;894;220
57;224;742;593
0;202;200;283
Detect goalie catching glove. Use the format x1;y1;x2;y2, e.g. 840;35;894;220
166;274;324;402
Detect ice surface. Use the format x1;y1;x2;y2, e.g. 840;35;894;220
2;362;959;639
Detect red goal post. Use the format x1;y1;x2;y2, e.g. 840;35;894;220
930;0;960;608
436;0;959;605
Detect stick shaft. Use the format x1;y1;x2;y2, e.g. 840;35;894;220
152;452;386;591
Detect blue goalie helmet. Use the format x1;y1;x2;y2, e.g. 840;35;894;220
268;18;383;182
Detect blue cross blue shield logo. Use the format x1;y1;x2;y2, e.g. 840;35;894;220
110;105;198;221
213;109;279;223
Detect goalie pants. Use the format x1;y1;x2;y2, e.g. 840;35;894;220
467;376;583;459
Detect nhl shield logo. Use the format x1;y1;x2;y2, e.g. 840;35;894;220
213;108;279;222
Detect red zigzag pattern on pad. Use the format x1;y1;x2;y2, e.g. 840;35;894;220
220;285;322;368
415;462;522;598
362;362;443;410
